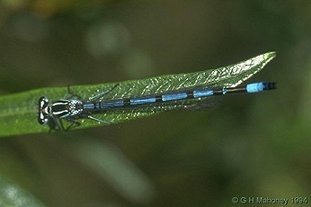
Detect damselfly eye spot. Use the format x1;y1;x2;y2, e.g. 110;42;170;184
39;97;49;109
38;112;49;125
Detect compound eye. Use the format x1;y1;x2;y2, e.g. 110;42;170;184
38;112;49;125
39;97;49;108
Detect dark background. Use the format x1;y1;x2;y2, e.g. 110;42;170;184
0;1;310;206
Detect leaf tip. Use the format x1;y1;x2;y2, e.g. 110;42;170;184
263;51;277;62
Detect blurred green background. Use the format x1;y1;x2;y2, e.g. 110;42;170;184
0;0;310;206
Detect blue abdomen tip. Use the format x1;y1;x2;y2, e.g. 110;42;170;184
246;82;264;93
246;82;276;93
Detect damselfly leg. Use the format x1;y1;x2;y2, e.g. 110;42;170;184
47;116;65;132
87;115;109;124
88;83;119;102
63;118;81;131
67;84;119;101
67;85;83;100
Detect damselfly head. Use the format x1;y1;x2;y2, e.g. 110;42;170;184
38;96;49;125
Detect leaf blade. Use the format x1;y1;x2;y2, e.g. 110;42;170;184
0;52;276;137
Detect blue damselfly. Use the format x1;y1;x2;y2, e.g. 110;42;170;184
38;82;276;131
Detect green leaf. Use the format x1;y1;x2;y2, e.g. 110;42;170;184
0;51;276;137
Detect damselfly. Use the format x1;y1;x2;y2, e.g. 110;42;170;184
38;82;276;131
